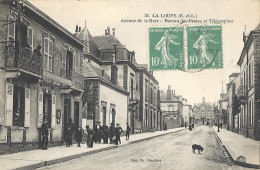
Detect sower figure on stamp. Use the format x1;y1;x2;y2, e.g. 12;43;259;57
86;125;94;148
126;123;131;141
155;29;180;68
41;119;49;150
115;123;123;145
193;28;218;66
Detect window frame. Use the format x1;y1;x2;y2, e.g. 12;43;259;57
43;37;53;72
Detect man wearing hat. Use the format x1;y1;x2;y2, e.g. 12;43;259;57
94;121;103;143
41;119;49;150
114;123;123;145
126;123;131;141
109;123;115;143
86;125;94;147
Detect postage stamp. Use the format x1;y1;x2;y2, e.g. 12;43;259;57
149;27;184;70
187;25;223;70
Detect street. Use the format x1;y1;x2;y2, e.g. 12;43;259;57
38;126;250;170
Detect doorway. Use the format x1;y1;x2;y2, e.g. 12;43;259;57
64;99;71;132
74;101;79;128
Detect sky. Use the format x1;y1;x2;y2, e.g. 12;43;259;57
29;0;260;105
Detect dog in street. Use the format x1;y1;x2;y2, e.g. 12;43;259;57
192;144;204;154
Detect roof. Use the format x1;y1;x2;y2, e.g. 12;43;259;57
237;23;260;66
93;35;125;49
23;0;84;47
76;25;99;49
82;61;128;95
193;102;214;111
160;92;181;102
255;23;260;30
229;73;240;78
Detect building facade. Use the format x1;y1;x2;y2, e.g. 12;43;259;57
159;86;184;129
237;24;260;140
193;98;214;125
75;25;128;131
137;66;160;132
226;73;240;132
0;1;84;154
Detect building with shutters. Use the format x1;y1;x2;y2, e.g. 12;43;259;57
0;1;84;153
237;24;260;140
76;25;161;133
75;25;128;131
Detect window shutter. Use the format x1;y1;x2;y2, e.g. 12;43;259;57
51;95;56;128
5;83;13;126
62;47;67;77
24;88;30;127
37;92;43;128
27;27;33;50
73;52;76;71
109;108;112;124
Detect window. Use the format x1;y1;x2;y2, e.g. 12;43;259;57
130;78;134;100
8;15;15;46
62;47;67;77
13;86;25;127
145;80;148;102
251;62;254;87
249;64;252;87
27;27;33;50
250;99;253;125
150;86;153;102
43;38;53;71
145;106;148;126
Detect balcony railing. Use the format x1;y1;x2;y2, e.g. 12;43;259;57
61;70;84;91
6;46;43;75
236;86;246;104
130;90;140;101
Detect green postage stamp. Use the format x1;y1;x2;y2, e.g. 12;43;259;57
149;27;184;70
149;25;222;71
187;25;222;70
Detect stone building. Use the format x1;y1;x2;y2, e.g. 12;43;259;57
159;86;184;129
226;73;240;132
137;65;160;132
75;25;128;131
237;24;260;140
77;26;161;133
193;97;214;125
0;1;84;153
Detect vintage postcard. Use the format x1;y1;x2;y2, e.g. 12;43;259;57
0;0;259;169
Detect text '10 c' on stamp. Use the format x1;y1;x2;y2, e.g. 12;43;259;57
149;27;184;70
187;25;223;70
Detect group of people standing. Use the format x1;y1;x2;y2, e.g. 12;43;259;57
41;119;131;150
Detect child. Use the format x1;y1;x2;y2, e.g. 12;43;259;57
75;127;83;147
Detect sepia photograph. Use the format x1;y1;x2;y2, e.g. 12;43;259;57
0;0;259;169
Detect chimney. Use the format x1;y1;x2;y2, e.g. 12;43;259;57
79;27;81;32
112;28;115;36
111;64;118;85
102;70;105;76
105;30;108;35
167;85;171;100
75;25;78;33
107;26;110;35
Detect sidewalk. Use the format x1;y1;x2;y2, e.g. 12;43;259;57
0;127;185;170
212;126;260;168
